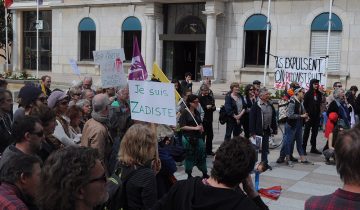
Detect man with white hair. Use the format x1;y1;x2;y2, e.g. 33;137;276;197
81;94;113;175
249;87;277;170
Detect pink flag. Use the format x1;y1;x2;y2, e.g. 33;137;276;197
128;36;148;80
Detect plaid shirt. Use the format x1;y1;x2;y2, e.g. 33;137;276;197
0;183;29;210
305;188;360;210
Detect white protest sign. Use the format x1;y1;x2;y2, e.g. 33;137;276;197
129;80;176;126
69;59;81;76
93;49;126;88
274;56;326;89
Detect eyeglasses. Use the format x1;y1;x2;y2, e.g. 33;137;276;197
192;100;199;103
73;93;81;96
249;88;254;91
30;130;44;137
336;85;342;88
88;173;107;184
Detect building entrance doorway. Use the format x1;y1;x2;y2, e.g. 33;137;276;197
172;41;204;81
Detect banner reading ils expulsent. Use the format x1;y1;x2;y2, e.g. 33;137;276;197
274;56;326;89
129;80;176;126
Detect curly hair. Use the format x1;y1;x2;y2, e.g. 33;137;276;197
119;124;158;166
244;84;254;97
30;104;56;127
211;136;256;188
37;146;99;210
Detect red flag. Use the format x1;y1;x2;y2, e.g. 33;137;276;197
4;0;13;8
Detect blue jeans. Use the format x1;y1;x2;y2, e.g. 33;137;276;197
284;120;305;156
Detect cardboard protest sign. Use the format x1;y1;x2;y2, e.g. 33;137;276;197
274;56;326;89
69;59;80;76
129;80;176;126
201;65;214;79
93;49;127;88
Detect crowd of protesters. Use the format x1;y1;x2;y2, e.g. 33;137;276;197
0;72;359;210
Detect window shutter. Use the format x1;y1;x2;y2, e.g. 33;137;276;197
310;31;341;71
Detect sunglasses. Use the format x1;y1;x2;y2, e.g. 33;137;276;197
249;88;254;91
59;100;69;105
192;100;199;103
337;85;342;88
30;130;44;137
88;173;107;184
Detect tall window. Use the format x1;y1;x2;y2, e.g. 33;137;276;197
311;13;342;71
23;11;52;70
79;18;96;61
122;17;142;61
244;14;270;66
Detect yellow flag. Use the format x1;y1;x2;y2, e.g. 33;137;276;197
152;63;181;103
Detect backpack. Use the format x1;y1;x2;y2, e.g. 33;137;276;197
98;166;143;210
219;105;227;125
278;99;290;123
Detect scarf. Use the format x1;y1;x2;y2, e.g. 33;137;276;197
91;111;110;126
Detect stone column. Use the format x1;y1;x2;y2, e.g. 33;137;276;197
204;12;216;67
145;4;157;72
203;1;224;82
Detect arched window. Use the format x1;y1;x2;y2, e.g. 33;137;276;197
122;16;142;61
244;14;270;66
310;13;343;71
79;17;96;61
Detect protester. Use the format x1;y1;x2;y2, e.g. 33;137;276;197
283;87;311;167
48;90;78;146
14;85;46;122
181;72;193;92
0;116;43;172
326;81;343;106
171;79;183;97
276;82;300;163
198;84;216;156
68;86;82;106
179;94;209;179
30;105;61;161
324;112;339;152
39;75;52;97
346;86;358;124
156;133;177;199
303;79;322;155
153;136;269;210
0;154;42;209
110;87;131;140
324;124;344;165
243;84;256;138
37;147;109;210
118;124;160;210
81;94;113;175
224;82;245;141
327;88;351;128
253;80;261;98
66;105;83;141
249;87;277;170
0;89;13;153
76;99;92;131
82;89;95;104
0;79;8;89
82;76;94;91
305;126;360;210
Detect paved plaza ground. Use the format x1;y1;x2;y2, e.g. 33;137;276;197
7;74;342;210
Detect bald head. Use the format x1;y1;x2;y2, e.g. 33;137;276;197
92;94;110;115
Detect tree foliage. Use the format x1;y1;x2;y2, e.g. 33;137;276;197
0;1;13;61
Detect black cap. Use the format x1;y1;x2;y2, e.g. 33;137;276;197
253;80;261;85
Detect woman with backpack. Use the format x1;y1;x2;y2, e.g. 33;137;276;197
118;124;160;210
224;82;246;141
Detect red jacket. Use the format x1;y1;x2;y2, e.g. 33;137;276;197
324;112;338;139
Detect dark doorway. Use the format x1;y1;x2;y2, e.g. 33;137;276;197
244;30;270;66
172;41;204;81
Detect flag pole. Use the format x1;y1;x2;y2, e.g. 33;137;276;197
325;0;333;86
263;0;271;86
5;7;8;72
36;0;39;78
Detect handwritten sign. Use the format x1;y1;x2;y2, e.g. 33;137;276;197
274;56;326;89
93;49;126;88
129;80;176;126
69;59;80;76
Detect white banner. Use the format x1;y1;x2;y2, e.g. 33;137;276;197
93;49;127;88
274;56;326;89
129;80;176;126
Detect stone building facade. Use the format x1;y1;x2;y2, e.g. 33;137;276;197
8;0;360;87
